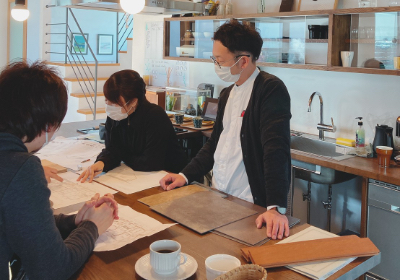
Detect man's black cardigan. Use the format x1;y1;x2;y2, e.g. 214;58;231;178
181;71;292;208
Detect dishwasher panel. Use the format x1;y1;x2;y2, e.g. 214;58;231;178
367;180;400;280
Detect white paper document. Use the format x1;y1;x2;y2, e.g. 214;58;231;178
36;136;104;170
94;205;176;251
277;226;356;280
94;163;168;194
48;171;116;209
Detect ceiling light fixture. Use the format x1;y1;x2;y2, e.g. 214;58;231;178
120;0;145;14
11;0;30;22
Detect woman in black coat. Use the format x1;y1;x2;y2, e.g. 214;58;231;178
78;70;186;182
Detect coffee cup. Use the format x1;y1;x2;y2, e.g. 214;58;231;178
376;146;393;167
99;123;106;140
174;114;184;125
193;117;203;128
341;51;354;67
150;240;187;275
205;254;241;280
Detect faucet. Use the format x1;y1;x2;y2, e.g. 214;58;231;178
308;92;335;140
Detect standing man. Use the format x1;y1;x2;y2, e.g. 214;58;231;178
160;19;291;240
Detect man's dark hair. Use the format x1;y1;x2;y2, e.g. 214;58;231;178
0;61;68;142
104;69;146;107
213;18;263;62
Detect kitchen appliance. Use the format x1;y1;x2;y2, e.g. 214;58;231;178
367;179;400;280
55;0;205;15
372;124;394;157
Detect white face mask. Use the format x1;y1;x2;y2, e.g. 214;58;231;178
106;101;133;121
214;56;244;83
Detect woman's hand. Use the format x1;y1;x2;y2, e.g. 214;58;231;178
82;202;115;235
75;193;119;226
77;161;105;183
43;166;63;183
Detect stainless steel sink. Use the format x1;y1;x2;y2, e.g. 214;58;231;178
291;135;356;184
291;135;343;158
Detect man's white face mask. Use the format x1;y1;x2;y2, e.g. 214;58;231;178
214;56;245;83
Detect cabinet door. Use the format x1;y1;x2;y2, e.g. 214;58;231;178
334;11;400;70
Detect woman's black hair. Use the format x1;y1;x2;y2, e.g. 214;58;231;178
104;69;146;107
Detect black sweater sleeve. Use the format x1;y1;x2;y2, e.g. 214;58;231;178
258;77;291;207
54;214;77;240
3;156;98;280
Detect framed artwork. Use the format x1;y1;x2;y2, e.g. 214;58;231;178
97;34;113;55
71;33;89;55
298;0;338;11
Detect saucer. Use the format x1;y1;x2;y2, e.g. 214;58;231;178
135;253;198;280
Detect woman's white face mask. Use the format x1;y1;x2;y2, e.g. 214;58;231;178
214;56;244;83
106;101;133;121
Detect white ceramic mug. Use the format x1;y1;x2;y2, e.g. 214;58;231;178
205;254;241;280
149;240;187;275
341;51;354;67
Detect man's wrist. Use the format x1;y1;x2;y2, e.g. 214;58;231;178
267;206;286;215
178;173;188;185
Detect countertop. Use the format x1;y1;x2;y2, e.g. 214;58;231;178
291;149;400;186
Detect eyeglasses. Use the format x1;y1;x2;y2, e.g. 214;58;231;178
210;54;251;69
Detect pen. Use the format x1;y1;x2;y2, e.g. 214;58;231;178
81;159;90;163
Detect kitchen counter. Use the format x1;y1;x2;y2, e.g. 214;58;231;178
291;150;400;186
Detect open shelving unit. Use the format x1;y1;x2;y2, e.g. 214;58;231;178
163;6;400;76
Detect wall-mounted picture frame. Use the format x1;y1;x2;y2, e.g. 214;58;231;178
70;33;89;55
97;34;113;55
298;0;338;11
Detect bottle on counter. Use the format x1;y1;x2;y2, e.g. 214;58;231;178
225;0;232;15
355;117;366;154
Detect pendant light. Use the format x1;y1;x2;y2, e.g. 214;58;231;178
11;0;30;22
120;0;145;14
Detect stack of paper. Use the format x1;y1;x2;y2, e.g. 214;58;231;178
94;205;176;251
36;136;104;171
48;171;116;209
94;163;168;194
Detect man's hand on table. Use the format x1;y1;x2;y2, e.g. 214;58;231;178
77;161;104;183
256;208;289;240
159;173;186;191
75;193;119;226
43;166;63;183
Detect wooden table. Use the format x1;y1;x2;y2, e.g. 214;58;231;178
54;121;380;279
65;187;380;280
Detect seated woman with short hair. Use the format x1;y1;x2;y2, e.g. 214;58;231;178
78;70;186;183
0;61;118;280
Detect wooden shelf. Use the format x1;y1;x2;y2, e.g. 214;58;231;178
164;6;400;22
262;38;328;43
346;39;398;44
164;6;400;76
77;108;106;115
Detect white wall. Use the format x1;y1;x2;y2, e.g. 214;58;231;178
48;8;119;62
27;0;44;62
0;0;9;69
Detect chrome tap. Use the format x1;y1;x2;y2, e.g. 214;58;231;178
308;92;335;140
